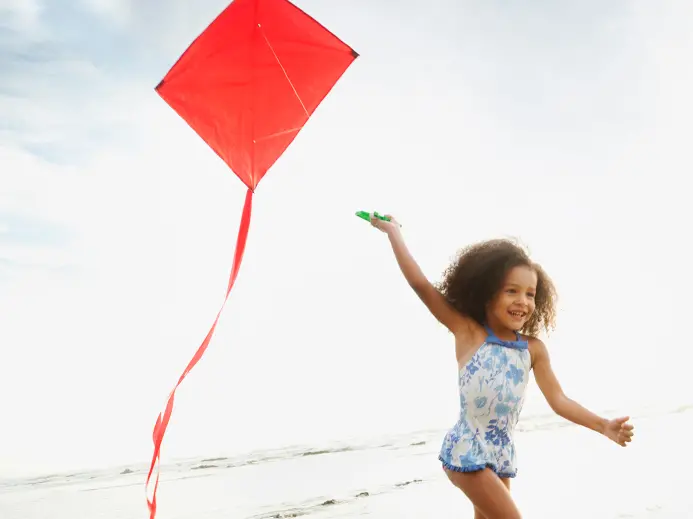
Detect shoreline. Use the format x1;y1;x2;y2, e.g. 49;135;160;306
3;403;689;488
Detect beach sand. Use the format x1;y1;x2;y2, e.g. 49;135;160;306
1;405;690;519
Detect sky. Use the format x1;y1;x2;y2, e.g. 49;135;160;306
1;0;691;478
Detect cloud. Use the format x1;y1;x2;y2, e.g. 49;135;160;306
78;0;132;26
0;0;175;276
73;0;233;58
0;0;43;36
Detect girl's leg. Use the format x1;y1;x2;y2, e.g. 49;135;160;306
473;478;510;519
444;468;521;519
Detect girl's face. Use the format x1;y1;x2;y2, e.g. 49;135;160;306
487;265;537;332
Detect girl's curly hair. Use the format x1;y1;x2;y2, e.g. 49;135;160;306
436;238;557;337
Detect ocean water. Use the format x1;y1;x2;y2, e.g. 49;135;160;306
2;405;691;519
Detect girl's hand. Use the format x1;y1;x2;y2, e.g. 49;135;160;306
603;416;634;447
370;214;400;235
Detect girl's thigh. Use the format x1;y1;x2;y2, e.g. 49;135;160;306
473;478;511;519
444;468;521;519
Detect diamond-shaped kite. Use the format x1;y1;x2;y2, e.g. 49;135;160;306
146;0;357;516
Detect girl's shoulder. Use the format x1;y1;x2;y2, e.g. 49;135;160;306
520;334;548;369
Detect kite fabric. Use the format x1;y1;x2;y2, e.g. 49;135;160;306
147;0;358;516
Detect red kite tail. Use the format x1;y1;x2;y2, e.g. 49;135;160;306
145;187;254;518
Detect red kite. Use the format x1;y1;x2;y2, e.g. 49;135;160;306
147;0;357;516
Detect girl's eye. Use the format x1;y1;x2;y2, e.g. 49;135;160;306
527;293;535;299
506;289;516;294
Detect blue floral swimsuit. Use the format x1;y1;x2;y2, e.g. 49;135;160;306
439;326;531;478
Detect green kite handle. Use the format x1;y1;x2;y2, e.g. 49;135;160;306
355;211;391;222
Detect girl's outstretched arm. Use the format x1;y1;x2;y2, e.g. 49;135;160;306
371;216;469;335
530;338;634;447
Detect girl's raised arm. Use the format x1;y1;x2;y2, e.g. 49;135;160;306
372;216;471;336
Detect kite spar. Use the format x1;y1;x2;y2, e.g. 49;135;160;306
146;0;358;516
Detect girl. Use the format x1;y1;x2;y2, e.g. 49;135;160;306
369;215;634;519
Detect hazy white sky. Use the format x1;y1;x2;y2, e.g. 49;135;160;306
1;0;691;478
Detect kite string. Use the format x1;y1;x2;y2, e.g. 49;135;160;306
258;23;310;118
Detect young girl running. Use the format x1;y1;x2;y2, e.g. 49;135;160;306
368;215;634;519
